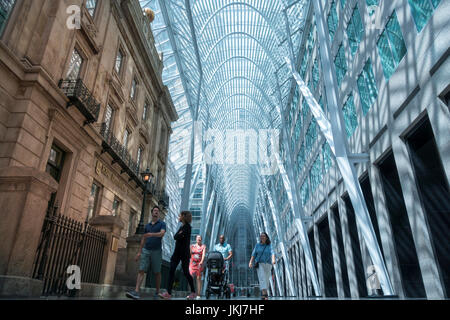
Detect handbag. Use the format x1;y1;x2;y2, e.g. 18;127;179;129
254;244;268;269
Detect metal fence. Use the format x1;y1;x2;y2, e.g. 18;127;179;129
32;203;107;297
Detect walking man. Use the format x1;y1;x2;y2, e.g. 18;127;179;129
126;206;166;299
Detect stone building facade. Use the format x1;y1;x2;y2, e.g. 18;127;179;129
0;0;177;296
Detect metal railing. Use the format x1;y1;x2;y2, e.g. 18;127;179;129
32;203;107;297
100;123;144;189
58;79;101;124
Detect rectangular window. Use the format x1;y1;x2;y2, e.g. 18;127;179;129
142;102;149;121
342;94;358;138
377;152;426;297
334;44;347;86
405;116;450;296
46;144;66;183
87;182;101;219
308;228;318;277
115;48;124;74
408;0;441;32
318;217;338;297
137;147;142;169
104;104;114;134
0;0;16;35
377;11;407;79
67;48;84;80
130;77;137;100
342;196;368;297
123;129;129;149
327;1;338;42
357;58;378;115
112;197;121;217
85;0;98;17
346;4;364;56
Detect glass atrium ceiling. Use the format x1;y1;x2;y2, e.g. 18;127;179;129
139;0;310;217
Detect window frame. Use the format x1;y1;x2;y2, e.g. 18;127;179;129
66;47;85;81
142;100;149;121
130;76;138;101
87;181;102;219
103;103;116;135
112;196;121;217
376;11;407;80
136;146;144;170
114;46;125;77
85;0;99;18
123;127;131;149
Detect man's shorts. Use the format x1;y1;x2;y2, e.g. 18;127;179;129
139;248;162;273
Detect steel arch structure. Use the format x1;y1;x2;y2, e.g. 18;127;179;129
139;0;393;297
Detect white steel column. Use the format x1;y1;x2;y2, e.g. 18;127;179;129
262;177;296;296
272;76;322;296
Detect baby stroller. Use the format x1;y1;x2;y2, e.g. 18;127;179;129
205;251;231;299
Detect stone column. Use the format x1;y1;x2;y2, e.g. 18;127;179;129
0;167;58;297
89;215;124;285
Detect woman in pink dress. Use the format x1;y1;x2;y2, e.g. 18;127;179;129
189;235;206;299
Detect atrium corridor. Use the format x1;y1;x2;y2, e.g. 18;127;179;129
0;0;448;301
139;0;450;300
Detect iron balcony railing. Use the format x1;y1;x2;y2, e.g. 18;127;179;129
100;123;144;189
59;79;100;125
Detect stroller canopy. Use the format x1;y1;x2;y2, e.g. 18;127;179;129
206;251;224;268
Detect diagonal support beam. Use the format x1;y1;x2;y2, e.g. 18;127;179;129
262;177;297;296
272;67;322;295
273;263;283;296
